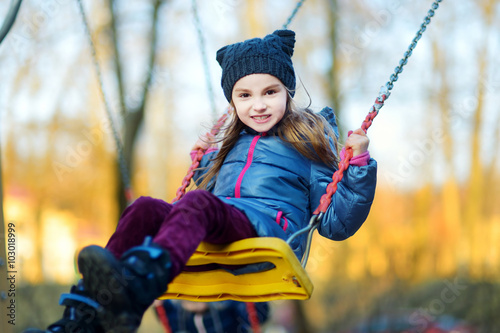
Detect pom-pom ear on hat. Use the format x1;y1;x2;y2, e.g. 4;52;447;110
272;30;295;57
216;29;297;102
216;45;228;67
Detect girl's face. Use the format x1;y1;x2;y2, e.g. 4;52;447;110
232;74;287;133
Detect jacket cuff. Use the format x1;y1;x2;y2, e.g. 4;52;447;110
340;147;370;167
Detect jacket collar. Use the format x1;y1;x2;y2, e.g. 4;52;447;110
241;123;280;136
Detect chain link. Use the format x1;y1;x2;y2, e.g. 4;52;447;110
283;0;306;29
386;0;442;91
314;0;443;215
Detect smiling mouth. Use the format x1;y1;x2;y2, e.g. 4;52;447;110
251;115;270;121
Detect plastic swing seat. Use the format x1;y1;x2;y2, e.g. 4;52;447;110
159;237;313;302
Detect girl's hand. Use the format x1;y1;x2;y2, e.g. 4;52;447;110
345;128;369;157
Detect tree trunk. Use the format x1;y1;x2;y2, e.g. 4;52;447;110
326;0;345;137
106;0;164;215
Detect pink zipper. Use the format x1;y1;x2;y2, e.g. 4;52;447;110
276;211;289;231
235;135;261;198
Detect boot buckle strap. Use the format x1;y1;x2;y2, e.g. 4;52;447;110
59;293;103;311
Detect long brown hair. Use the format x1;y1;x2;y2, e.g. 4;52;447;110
197;94;339;190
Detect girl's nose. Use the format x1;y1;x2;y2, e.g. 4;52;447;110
253;99;267;112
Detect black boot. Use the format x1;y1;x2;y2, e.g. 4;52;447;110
23;280;104;333
77;236;171;333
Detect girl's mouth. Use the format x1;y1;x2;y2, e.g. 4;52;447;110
251;115;271;123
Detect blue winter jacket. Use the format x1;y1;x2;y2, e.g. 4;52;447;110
194;107;377;260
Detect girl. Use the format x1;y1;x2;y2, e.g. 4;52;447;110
26;29;376;333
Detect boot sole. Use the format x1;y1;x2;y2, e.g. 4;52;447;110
78;246;141;333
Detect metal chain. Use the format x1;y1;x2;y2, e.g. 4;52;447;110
76;0;134;203
0;0;23;44
174;0;443;209
304;0;444;261
191;0;217;121
313;0;444;216
283;0;306;29
386;0;443;91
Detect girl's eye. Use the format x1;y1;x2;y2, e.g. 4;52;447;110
266;90;276;95
239;93;250;98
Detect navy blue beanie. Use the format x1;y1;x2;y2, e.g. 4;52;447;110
216;30;296;102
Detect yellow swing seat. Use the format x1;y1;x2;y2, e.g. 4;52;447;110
159;237;313;302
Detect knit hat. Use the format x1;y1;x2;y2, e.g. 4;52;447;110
216;30;296;102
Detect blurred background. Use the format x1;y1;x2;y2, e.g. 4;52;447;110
1;0;499;332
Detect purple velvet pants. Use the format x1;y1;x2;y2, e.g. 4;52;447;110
105;190;257;278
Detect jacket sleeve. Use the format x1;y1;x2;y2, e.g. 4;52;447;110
311;158;377;241
312;106;377;240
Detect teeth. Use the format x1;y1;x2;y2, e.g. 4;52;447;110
253;116;268;120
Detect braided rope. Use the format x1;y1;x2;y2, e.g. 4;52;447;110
174;0;442;214
246;302;262;333
154;301;172;333
313;89;389;214
172;111;229;203
313;0;443;215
